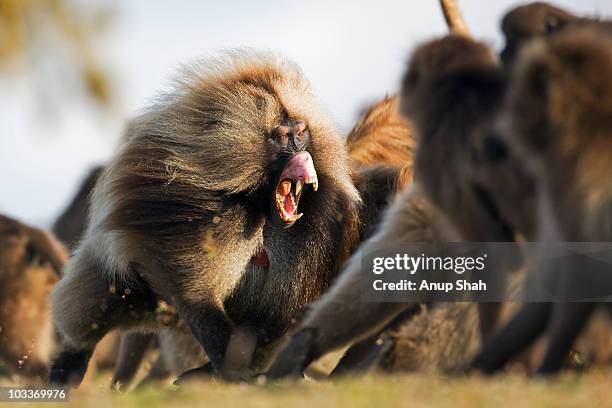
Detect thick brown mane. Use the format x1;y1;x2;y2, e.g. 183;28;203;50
347;96;415;170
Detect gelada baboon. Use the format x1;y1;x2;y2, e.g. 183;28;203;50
109;94;416;389
402;34;530;341
0;215;68;379
500;2;579;66
347;96;415;170
500;2;612;68
267;34;527;379
49;51;365;387
473;27;612;375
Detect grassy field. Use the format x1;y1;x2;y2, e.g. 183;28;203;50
2;369;611;408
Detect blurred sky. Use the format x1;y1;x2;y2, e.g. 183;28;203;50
1;0;611;226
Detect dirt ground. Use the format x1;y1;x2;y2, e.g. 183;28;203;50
1;368;611;408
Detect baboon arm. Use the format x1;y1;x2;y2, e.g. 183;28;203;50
329;335;393;377
268;187;439;379
267;249;412;380
180;302;233;371
477;302;504;342
111;332;155;389
303;255;410;354
472;302;551;374
537;302;597;374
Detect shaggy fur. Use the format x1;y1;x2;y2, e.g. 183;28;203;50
49;51;366;387
111;92;417;389
268;35;532;380
347;96;415;171
0;215;68;379
473;27;612;375
500;2;612;67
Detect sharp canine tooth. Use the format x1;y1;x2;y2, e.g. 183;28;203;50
313;180;318;191
295;179;303;195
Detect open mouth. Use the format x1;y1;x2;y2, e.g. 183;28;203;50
275;152;318;224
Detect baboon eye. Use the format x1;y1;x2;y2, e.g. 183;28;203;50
272;126;290;144
483;133;508;162
294;120;306;139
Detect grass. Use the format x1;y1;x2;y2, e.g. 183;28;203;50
2;369;611;408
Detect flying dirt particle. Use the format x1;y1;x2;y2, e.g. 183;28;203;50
202;229;218;258
156;301;170;313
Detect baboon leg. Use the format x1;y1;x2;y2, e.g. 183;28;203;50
179;303;233;374
178;323;257;383
472;302;551;374
174;362;215;385
49;248;133;387
478;302;504;342
268;283;409;380
133;354;172;389
111;332;155;389
536;302;597;375
301;301;409;365
221;325;258;380
49;348;93;387
330;335;392;377
244;336;288;377
147;354;171;379
330;306;418;377
266;329;317;379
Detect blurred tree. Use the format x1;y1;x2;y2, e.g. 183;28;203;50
0;0;115;107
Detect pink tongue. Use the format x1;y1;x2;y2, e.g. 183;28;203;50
284;195;295;214
280;152;317;181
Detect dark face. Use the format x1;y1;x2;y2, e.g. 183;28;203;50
266;119;318;227
500;3;577;67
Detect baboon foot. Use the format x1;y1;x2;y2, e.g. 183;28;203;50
48;348;92;388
